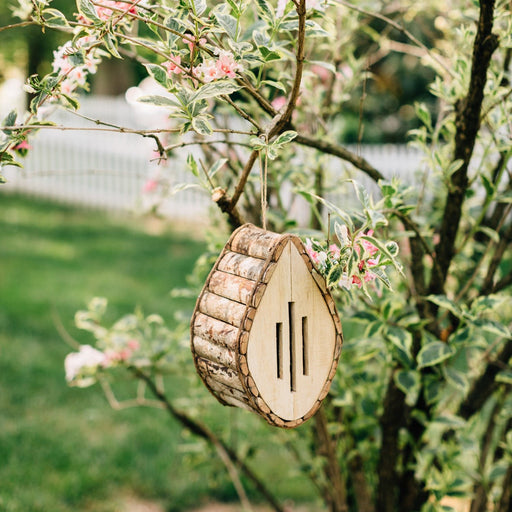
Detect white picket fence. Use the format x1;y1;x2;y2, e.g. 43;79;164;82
2;96;424;220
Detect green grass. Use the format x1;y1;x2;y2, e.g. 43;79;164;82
0;194;319;512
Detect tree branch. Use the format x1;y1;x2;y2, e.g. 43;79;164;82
376;373;408;512
314;406;348;512
131;368;284;512
294;134;384;182
428;0;499;295
458;340;512;420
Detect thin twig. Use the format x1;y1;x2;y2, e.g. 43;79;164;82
333;0;453;77
0;20;37;32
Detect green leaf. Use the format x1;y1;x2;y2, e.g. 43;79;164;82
261;79;287;92
77;0;102;24
496;370;512;385
191;0;207;16
104;33;122;59
417;341;454;368
394;369;421;406
169;183;200;195
352;180;370;209
305;20;330;37
215;12;238;40
433;414;466;428
360;235;404;276
297;191;355;232
42;8;70;28
249;136;266;150
426;294;463;319
256;0;274;19
415;102;432;128
137;95;180;108
476;225;500;243
326;265;343;287
164;16;187;48
444;366;469;393
144;63;168;88
445;159;463;178
253;30;269;47
387;326;412;357
68;50;85;67
259;46;282;62
61;94;80;110
480;173;496;197
208;158;227;179
273;130;297;146
187;153;199;177
472;318;511;338
2;110;17;134
191;117;213;135
193;81;240;101
371;267;392;289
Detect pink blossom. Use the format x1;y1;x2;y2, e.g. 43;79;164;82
184;36;207;53
143;179;158;193
329;244;340;259
354;229;378;257
215;50;242;78
60;79;76;95
307;0;326;11
95;1;138;20
14;140;31;151
127;339;140;351
194;60;221;82
276;0;288;17
311;64;331;83
361;230;378;257
272;96;287;111
352;275;362;288
104;348;132;364
367;256;380;267
364;270;376;283
163;56;183;76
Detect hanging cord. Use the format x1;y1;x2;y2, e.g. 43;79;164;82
259;136;269;231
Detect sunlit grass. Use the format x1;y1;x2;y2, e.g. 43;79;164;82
0;194;319;511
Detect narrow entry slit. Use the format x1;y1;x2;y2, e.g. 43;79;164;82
302;316;309;376
276;322;283;379
289;302;296;392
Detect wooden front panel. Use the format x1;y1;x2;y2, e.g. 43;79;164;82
247;241;337;421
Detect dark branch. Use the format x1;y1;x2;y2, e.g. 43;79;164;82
458;340;512;420
429;0;499;295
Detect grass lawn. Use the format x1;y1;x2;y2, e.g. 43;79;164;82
0;194;319;512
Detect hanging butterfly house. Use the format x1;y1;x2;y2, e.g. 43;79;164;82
190;224;343;428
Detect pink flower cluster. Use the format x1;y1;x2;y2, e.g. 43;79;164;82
305;227;383;291
64;339;141;387
194;50;242;82
52;37;101;96
78;0;138;23
104;339;140;365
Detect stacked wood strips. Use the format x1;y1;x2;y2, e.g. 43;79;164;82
190;223;343;428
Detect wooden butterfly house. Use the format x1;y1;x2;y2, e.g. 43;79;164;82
190;223;343;428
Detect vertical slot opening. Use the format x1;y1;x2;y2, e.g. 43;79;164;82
288;302;296;392
302;316;309;376
276;322;283;379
